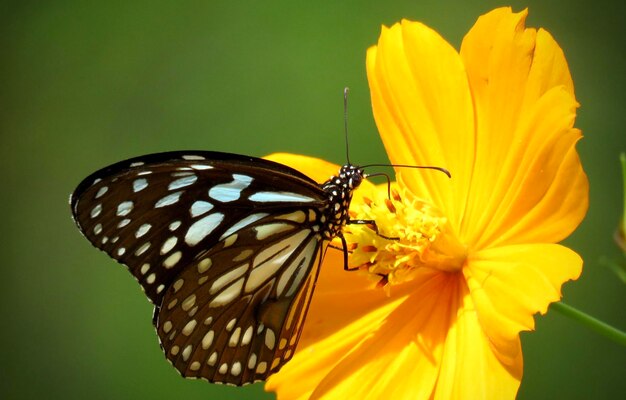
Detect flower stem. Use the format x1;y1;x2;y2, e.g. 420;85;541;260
599;256;626;284
551;302;626;346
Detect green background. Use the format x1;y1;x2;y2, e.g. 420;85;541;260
2;1;625;399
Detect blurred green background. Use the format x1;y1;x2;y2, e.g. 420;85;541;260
2;0;625;399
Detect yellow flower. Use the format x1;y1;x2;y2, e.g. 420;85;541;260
265;7;588;399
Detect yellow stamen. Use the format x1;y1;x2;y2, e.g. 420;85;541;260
345;187;467;292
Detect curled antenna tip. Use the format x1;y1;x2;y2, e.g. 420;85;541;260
440;168;452;178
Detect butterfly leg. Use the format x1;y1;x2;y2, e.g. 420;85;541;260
326;239;361;271
337;234;364;271
347;219;399;240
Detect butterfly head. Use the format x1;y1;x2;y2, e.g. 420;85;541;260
339;164;365;190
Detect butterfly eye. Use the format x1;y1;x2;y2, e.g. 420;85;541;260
350;170;364;188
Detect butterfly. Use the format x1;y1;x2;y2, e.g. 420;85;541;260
70;150;367;385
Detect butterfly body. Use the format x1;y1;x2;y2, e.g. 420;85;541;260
71;151;363;385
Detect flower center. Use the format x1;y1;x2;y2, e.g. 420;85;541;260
344;187;467;292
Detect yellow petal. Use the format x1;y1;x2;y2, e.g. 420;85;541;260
270;271;444;399
268;272;522;399
266;261;412;399
433;279;522;400
473;88;588;248
295;250;387;345
366;20;475;236
522;28;575;107
464;244;582;363
263;153;343;184
458;8;587;246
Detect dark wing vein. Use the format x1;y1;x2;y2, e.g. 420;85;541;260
70;151;325;304
155;211;324;385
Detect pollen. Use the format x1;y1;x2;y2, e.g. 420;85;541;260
345;187;467;292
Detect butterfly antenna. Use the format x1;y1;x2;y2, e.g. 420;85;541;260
362;163;452;178
343;87;351;165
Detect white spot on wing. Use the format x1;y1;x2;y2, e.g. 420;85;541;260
202;330;214;349
229;327;241;347
182;155;205;160
242;326;253;346
90;204;102;218
249;191;316;203
135;223;151;238
245;229;311;293
95;186;108;199
182;345;193;361
248;353;257;369
140;263;150;274
208;174;254;203
210;278;244;308
135;242;151;256
116;201;133;216
256;361;267;374
133;178;148;192
265;329;276;350
231;362;242;376
209;264;248;295
277;236;319;297
255;222;294;240
276;210;306;223
208;352;218;366
169;221;181;231
171;171;195;177
218;363;228;374
191;164;213;170
163;251;182;269
222;234;237;248
190;201;214;217
197;258;212;273
182;294;196;311
219;213;268;240
182;319;197;336
168;175;197;191
185;213;224;246
160;236;178;254
155;191;183;208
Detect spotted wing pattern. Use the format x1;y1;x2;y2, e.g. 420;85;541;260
156;210;323;384
70;151;329;384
